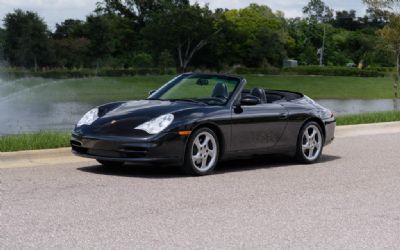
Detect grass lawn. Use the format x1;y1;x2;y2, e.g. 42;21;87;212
0;132;70;152
244;75;394;100
336;111;400;126
7;75;391;104
1;75;395;104
94;75;395;101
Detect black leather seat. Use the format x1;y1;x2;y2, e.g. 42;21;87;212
250;87;267;103
212;83;229;99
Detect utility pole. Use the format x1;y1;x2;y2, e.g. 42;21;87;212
319;23;326;66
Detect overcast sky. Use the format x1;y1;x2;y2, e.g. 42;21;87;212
0;0;367;30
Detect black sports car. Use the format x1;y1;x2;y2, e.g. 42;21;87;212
71;73;335;175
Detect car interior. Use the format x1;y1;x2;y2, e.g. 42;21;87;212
242;87;303;104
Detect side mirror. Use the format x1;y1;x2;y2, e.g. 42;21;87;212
240;95;261;106
148;89;156;95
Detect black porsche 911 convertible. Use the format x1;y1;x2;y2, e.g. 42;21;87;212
71;73;335;175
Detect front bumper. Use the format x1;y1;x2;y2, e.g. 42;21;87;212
70;132;187;166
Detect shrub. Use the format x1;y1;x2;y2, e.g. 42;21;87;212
234;67;280;75
131;52;153;68
282;66;385;77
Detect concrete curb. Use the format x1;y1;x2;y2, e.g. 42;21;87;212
0;148;93;169
336;121;400;138
1;122;399;169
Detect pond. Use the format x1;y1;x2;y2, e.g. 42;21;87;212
0;77;399;135
316;99;400;115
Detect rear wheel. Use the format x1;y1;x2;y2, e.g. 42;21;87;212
182;128;219;176
296;121;324;164
96;159;124;167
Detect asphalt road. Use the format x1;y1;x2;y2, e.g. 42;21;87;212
1;132;400;249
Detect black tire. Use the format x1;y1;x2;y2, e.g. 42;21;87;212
182;127;219;176
96;159;124;167
296;121;324;164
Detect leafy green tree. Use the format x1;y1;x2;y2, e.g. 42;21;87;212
303;0;334;65
222;4;288;67
334;10;359;30
158;50;175;72
303;0;334;22
96;0;190;28
53;19;85;39
3;9;52;70
364;0;400;97
0;28;5;63
143;2;217;72
52;19;89;68
52;38;90;68
84;14;118;69
131;52;153;67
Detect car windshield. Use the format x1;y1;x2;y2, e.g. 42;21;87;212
149;74;241;105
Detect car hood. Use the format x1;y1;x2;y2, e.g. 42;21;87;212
100;100;202;119
76;100;206;136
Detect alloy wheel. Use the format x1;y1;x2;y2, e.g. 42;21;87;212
191;131;218;172
301;124;322;161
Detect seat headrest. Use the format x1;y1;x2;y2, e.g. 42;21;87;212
250;87;267;103
212;83;229;99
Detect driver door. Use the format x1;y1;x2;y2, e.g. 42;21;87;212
230;101;288;152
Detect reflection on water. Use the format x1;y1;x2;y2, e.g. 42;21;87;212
316;99;400;115
0;77;101;135
0;77;399;135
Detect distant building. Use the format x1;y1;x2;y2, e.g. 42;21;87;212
283;59;298;68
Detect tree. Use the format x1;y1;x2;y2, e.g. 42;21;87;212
3;9;51;70
379;15;400;98
303;0;333;22
96;0;190;28
223;4;288;67
0;28;5;63
364;0;400;98
158;50;175;72
53;19;85;39
84;14;118;69
303;0;334;66
143;3;218;72
52;38;90;68
334;10;359;30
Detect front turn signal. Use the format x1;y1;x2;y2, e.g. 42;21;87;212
178;131;192;136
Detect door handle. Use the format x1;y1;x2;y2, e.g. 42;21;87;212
279;113;288;119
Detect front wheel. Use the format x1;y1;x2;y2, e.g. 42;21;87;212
182;128;219;176
96;159;124;167
296;121;324;164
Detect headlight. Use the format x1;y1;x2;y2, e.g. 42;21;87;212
135;114;174;134
77;108;98;127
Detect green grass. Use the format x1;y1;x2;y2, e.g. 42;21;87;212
1;75;395;104
88;75;394;100
244;75;394;100
0;132;70;152
336;111;400;126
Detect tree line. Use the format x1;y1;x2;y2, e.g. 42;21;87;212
0;0;393;72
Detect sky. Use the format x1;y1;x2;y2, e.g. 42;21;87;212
0;0;367;30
